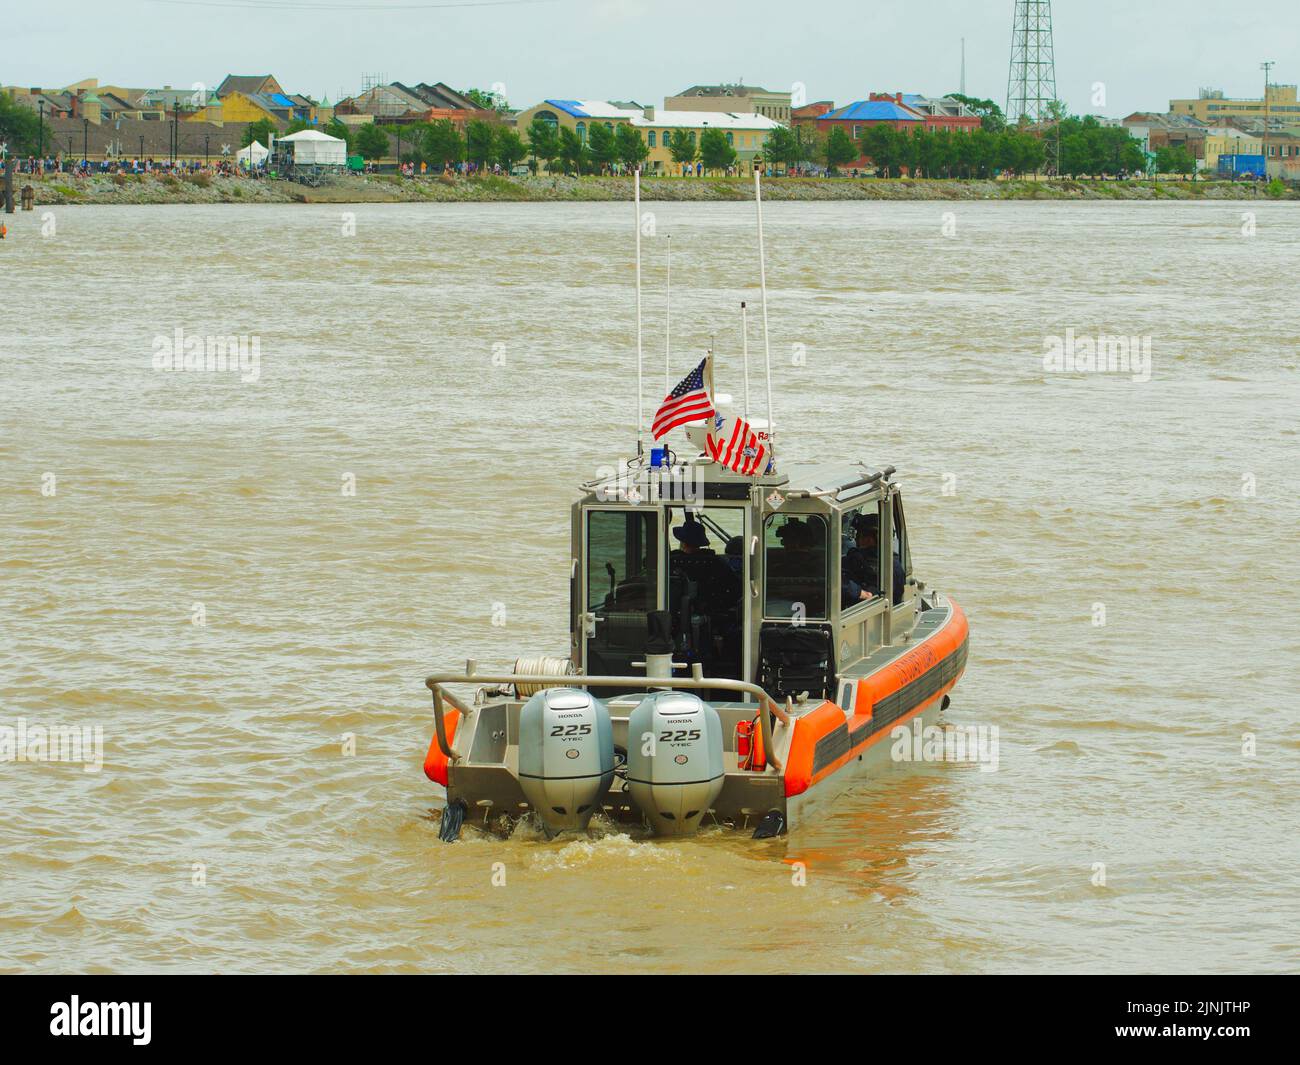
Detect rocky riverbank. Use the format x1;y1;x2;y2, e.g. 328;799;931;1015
16;171;1298;206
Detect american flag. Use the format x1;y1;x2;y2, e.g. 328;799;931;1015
652;358;715;440
707;414;768;476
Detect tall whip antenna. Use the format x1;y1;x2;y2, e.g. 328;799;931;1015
664;234;672;396
754;170;775;457
635;167;644;454
741;301;750;420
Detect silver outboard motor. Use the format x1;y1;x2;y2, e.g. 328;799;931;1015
626;691;724;837
517;688;615;836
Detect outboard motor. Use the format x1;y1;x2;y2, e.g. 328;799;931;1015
626;691;724;837
517;688;615;836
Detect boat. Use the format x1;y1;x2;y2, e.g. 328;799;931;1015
422;172;969;841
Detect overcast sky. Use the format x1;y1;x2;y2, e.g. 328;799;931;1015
8;0;1297;116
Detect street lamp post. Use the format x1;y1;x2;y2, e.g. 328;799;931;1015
1261;61;1274;177
38;99;45;159
83;118;89;169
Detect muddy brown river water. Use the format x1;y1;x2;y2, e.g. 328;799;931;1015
1;199;1297;973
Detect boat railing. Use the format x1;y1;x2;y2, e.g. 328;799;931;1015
425;662;790;773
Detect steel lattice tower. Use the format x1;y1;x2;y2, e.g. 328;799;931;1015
1006;0;1058;124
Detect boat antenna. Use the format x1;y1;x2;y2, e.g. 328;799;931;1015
754;169;775;457
740;301;750;420
664;234;672;396
635;167;644;456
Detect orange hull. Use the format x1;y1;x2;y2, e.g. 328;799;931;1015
782;599;970;798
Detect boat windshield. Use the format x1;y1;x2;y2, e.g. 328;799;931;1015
763;513;829;622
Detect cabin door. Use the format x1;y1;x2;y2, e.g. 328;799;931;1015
664;505;750;686
580;507;661;692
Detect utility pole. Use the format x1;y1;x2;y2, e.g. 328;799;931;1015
38;99;45;158
1261;61;1274;176
83;118;89;168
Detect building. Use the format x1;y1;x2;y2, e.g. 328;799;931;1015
335;83;434;124
333;82;494;127
792;101;835;123
797;95;924;168
1263;132;1300;178
218;90;284;126
900;93;982;133
635;109;780;173
514;99;780;173
664;83;792;123
514;98;642;139
216;74;285;99
1204;128;1262;171
392;81;493;126
36;116;256;163
1122;112;1211;166
1170;83;1300;125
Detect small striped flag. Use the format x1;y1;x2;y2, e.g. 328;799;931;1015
707;414;768;476
652;358;715;440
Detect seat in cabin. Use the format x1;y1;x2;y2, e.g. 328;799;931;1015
757;624;836;702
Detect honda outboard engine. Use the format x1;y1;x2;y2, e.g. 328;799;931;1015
517;688;615;836
626;691;724;837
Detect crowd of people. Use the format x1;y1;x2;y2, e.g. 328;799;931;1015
5;155;247;178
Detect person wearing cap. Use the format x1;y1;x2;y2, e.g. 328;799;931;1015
843;512;907;606
670;516;741;616
844;514;882;604
671;517;710;556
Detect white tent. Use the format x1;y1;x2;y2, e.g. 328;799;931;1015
279;129;348;166
236;140;269;166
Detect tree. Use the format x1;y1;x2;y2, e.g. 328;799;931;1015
615;123;649;171
698;128;737;173
241;118;278;148
494;128;527;171
0;93;42;155
1155;145;1194;178
822;126;858;173
586;122;618;172
860;125;901;176
557;125;588;174
764;125;800;171
423;119;464;168
460;87;509;115
526;118;560;172
465;119;496;167
667;129;698;166
354;123;390;161
948;93;1006;133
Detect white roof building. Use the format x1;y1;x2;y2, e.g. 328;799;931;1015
631;110;782;132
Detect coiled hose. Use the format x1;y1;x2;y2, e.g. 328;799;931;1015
512;655;577;698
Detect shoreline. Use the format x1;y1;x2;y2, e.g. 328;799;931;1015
12;172;1298;206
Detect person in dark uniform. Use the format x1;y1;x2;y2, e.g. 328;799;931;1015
842;513;882;607
670;519;741;606
669;517;743;674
